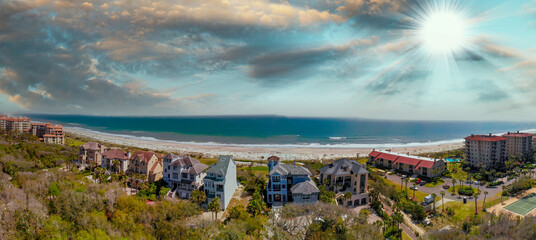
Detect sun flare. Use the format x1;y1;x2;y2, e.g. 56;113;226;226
418;10;469;55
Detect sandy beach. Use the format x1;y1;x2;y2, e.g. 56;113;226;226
65;127;464;161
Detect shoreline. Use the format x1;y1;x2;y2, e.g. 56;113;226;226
64;127;465;161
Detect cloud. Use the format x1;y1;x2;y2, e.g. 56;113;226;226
365;62;429;95
248;36;379;80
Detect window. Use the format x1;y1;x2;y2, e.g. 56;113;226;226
268;195;272;202
173;166;177;170
216;184;223;192
182;173;188;179
273;176;281;182
273;184;281;191
282;184;286;189
172;173;179;179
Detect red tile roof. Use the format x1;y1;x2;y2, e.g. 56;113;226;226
267;156;280;161
377;152;399;161
131;151;156;162
102;149;128;160
393;156;421;166
369;151;382;158
503;132;533;137
415;160;435;169
465;135;507;141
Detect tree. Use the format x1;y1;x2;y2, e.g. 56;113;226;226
473;192;479;215
48;182;60;200
391;211;403;229
411;184;416;200
208;197;222;220
452;178;457;195
501;185;506;204
226;205;248;221
247;191;267;216
483;191;488;212
341;192;352;206
404;178;410;194
431;193;437;213
440;190;445;213
190;190;207;206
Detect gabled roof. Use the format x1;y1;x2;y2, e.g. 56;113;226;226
102;149;129;160
269;163;311;176
163;153;180;159
189;163;209;174
81;142;103;150
393;156;421;166
169;155;201;167
149;161;162;173
377;152;399;161
131;151;157;163
319;159;369;176
369;151;382;158
267;156;280;161
206;155;234;176
370;150;443;167
415;160;435;169
291;180;319;195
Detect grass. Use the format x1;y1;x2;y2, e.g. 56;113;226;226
240;166;269;175
448;162;468;180
402;231;412;240
424;180;445;188
199;158;218;166
65;136;85;147
384;178;431;202
443;197;501;223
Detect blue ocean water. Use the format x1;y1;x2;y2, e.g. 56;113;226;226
27;114;536;148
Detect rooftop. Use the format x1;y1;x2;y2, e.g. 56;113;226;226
206;155;234;176
465;134;507;142
290;180;320;195
319;158;369;176
269;162;311;176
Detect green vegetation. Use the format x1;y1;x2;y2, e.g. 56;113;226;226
505;175;534;195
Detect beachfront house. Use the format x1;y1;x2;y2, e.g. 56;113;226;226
102;149;131;173
78;142;107;166
203;155;238;210
266;156;319;206
369;150;446;178
163;154;208;199
127;151;163;183
319;159;369;207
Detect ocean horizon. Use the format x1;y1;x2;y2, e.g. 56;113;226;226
26;114;536;149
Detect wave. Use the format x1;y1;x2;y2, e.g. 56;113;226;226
66;126;467;149
329;136;347;140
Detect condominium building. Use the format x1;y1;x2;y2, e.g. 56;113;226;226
0;116;31;132
464;134;507;169
163;154;208;199
502;131;534;160
203;155;238;210
78;142;107;166
266;156;319;206
128;151;163;183
319;159;369;207
369;150;446;177
42;123;64;145
102;149;130;173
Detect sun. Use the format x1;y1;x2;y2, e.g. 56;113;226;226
417;9;469;56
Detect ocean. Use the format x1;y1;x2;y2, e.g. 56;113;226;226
27;114;536;149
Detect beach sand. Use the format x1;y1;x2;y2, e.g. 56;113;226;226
65;127;464;161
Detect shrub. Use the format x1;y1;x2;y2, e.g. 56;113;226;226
457;186;474;196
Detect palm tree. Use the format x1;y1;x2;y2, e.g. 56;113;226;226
483;191;488;212
452;178;457;195
342;192;353;207
501;185;506;204
392;211;403;229
440;190;445;213
411;184;417;200
431;193;437;213
404;178;410;193
400;177;404;191
208;197;222;220
473;192;479;215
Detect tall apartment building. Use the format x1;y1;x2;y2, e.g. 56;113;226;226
0;116;31;132
502;131;534;160
43;123;65;145
464;134;507;169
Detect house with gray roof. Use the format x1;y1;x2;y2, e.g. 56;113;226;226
319;159;369;207
266;156;319;206
203;155;238;210
163;153;208;199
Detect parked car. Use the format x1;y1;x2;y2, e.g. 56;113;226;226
415;179;422;184
410;185;418;191
401;175;408;179
443;184;450;189
419;181;427;186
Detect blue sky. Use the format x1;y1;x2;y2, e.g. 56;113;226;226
0;0;535;120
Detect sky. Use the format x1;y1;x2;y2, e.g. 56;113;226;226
0;0;536;121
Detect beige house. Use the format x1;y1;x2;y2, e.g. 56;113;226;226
128;151;163;183
319;159;369;207
102;149;131;173
79;142;107;166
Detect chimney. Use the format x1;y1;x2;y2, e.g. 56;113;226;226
517;130;520;133
471;134;474;137
127;150;131;158
489;133;492;136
